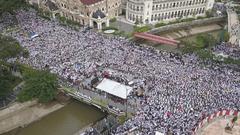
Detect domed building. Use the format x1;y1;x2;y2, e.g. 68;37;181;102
27;0;122;30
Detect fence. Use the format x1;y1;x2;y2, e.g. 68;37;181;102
91;115;119;135
193;109;240;135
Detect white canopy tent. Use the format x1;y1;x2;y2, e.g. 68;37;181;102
96;78;133;99
155;131;164;135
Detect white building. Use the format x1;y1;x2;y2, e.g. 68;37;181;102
126;0;215;24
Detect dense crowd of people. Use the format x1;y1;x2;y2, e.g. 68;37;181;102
212;42;240;59
1;9;240;135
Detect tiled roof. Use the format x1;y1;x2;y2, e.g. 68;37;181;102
80;0;102;5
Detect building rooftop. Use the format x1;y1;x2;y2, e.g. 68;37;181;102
80;0;102;5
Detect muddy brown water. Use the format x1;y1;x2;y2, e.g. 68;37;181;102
3;100;106;135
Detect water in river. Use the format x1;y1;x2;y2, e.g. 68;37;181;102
3;100;106;135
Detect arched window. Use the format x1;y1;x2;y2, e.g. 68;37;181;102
129;14;132;20
174;11;177;17
202;7;205;13
178;11;181;17
199;8;202;14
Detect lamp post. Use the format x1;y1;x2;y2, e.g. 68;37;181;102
125;87;128;118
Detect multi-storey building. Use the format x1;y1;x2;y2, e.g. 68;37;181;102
126;0;215;24
27;0;215;28
27;0;122;29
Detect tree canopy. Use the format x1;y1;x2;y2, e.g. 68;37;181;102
17;67;58;103
0;35;25;98
0;34;28;60
0;69;21;98
0;0;28;14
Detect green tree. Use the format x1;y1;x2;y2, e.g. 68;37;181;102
0;0;28;14
0;35;25;98
206;9;214;18
195;34;216;49
18;68;58;103
0;34;27;60
0;68;21;98
181;40;196;53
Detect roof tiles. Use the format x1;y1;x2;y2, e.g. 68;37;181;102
80;0;102;5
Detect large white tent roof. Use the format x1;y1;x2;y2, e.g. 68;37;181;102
155;131;164;135
96;78;133;99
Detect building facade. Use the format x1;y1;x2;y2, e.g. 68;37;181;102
126;0;215;24
28;0;122;29
27;0;215;28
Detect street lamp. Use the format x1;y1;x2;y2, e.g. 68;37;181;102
125;86;128;118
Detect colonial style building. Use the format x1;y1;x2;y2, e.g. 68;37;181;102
126;0;215;24
27;0;122;29
27;0;215;28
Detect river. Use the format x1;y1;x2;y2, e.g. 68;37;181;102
3;100;106;135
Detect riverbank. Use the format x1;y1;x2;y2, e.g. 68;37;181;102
0;100;65;134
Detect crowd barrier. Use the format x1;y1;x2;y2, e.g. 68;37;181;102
192;109;240;135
